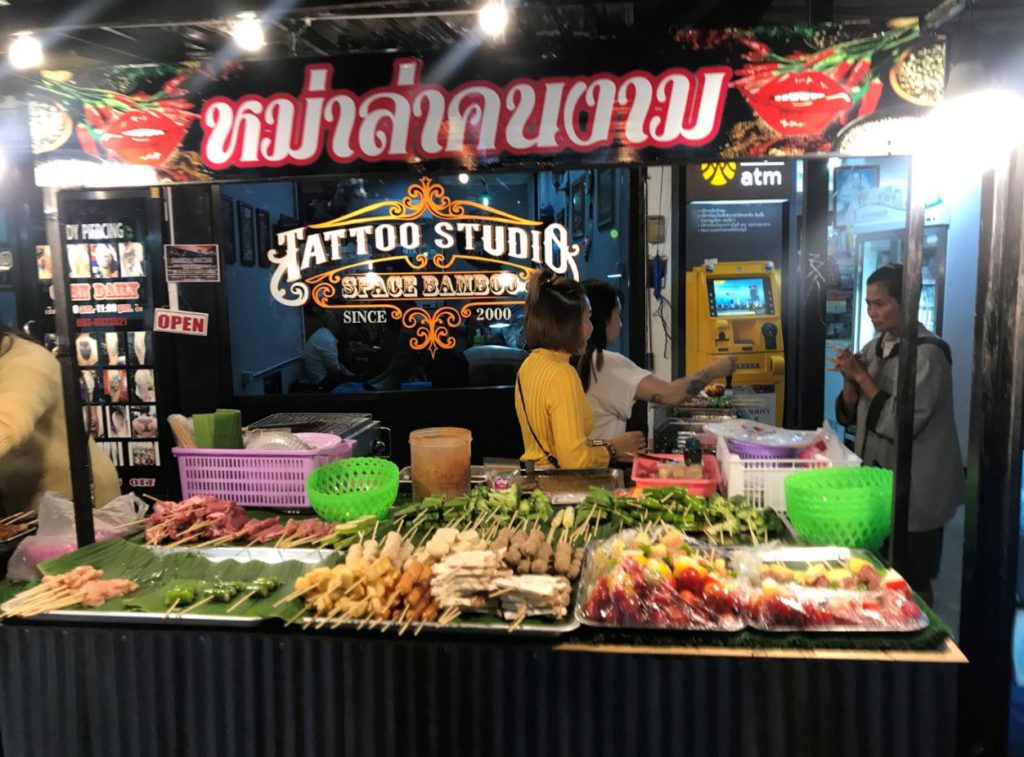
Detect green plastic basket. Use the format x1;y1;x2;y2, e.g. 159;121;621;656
306;457;399;522
784;467;893;549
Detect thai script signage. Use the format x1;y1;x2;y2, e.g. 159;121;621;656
26;23;942;188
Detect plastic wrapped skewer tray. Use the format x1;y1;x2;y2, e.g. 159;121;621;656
575;530;928;634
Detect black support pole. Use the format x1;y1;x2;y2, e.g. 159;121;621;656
888;165;925;571
793;158;828;430
42;187;95;547
958;149;1024;757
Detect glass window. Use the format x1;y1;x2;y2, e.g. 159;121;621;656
219;170;633;396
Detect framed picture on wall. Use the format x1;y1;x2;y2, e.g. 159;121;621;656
256;209;272;268
219;194;236;265
238;202;256;266
597;169;615;229
834;165;880;228
570;177;585;240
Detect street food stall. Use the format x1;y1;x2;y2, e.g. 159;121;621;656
0;16;968;757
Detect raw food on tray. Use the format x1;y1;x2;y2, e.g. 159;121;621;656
23;538;325;621
577;527;747;631
576;530;928;633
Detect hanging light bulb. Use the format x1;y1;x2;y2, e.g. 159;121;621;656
231;12;265;52
478;1;509;39
458;172;470;184
9;32;43;70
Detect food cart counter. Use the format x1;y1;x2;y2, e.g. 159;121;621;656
0;615;963;757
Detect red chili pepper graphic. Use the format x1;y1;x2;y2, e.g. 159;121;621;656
75;123;100;158
858;78;884;118
98;109;188;166
844;59;872;90
743;71;854;136
830;60;853;82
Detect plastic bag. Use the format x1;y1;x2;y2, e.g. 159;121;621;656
576;527;747;631
6;492;147;582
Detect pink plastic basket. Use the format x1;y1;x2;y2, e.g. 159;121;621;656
172;432;354;510
630;453;721;496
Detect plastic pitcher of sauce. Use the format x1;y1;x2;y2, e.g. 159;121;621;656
409;427;472;500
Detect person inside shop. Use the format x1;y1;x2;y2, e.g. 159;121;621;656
579;280;736;441
515;269;645;469
300;304;355;390
830;264;963;605
0;319;120;513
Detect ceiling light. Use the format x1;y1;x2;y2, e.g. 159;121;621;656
231;12;265;52
478;1;509;38
9;32;43;70
458;172;470;184
481;194;491;206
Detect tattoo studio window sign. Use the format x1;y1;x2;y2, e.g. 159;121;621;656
270;177;579;357
26;23;942;188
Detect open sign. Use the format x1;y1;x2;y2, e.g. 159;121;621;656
153;308;209;337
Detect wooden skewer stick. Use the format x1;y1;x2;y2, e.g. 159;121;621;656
0;511;34;526
315;605;344;630
140;493;160;503
9;591;80;616
273;584;317;608
164;599;181;618
507;608;528;633
227;590;256;614
178;595;214;616
399;613;415;636
331;606;360;630
284;606;307;627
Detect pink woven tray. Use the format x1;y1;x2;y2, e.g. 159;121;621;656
172;432;354;510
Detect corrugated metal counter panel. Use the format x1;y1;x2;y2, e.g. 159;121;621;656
0;625;957;757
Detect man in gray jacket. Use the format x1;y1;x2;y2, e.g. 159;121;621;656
831;264;964;605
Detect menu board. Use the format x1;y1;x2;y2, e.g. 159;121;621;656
47;218;166;493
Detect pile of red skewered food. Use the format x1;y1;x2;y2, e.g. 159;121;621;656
144;495;335;549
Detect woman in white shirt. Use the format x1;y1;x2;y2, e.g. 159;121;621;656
579;281;735;440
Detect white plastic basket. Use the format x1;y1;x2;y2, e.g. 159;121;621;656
716;427;861;512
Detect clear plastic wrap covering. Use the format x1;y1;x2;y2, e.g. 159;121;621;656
576;530;927;633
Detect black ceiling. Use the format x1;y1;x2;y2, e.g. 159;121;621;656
0;0;1020;67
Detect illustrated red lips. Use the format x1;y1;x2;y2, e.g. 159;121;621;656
743;71;854;137
99;109;188;167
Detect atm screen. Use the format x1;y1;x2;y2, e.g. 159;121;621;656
707;276;774;317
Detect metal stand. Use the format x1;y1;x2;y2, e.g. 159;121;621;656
42;187;95;547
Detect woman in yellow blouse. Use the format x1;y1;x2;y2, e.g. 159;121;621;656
515;269;645;468
0;321;120;512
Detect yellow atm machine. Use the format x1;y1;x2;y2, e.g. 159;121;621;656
685;260;785;425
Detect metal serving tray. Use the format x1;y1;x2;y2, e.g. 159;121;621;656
574;536;928;634
0;524;36;545
150;545;332;566
302;613;579;637
32;609;263;627
9;545;332;627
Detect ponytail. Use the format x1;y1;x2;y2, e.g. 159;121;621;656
578;280;620;392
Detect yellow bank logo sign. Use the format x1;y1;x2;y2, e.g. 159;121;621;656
701;162;737;186
701;161;785;188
